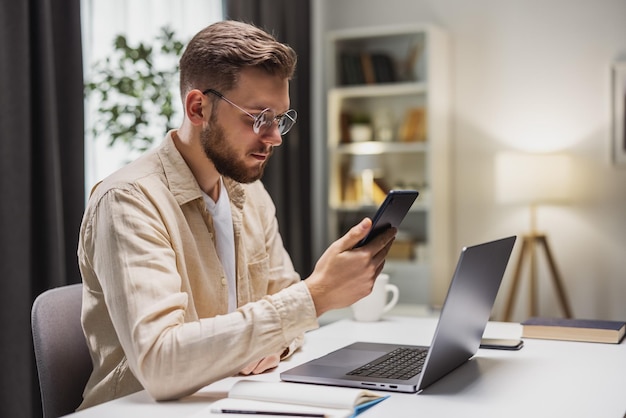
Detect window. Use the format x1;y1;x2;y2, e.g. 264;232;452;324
81;0;223;195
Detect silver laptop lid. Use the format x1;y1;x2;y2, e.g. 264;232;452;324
417;235;516;390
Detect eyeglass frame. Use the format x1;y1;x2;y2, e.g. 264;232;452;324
202;88;297;136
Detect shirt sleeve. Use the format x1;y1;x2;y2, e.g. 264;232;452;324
82;184;319;402
252;182;310;359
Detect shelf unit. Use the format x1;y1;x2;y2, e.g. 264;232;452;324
324;24;452;306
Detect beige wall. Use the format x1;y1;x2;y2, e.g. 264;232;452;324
312;0;626;321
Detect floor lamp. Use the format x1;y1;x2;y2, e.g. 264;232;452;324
495;152;574;322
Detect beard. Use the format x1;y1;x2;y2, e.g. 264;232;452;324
200;118;272;184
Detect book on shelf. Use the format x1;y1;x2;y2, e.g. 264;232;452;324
521;317;626;344
387;236;415;260
340;174;388;207
339;112;352;143
370;53;396;83
339;53;365;85
360;52;376;84
398;107;427;142
339;52;396;86
209;380;388;418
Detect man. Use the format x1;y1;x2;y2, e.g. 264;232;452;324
77;20;396;410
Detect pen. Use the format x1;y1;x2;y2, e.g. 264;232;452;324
219;409;325;417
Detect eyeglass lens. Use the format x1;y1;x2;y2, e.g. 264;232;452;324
254;109;297;135
202;88;297;136
278;110;297;135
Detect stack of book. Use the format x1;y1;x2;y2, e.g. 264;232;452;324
339;52;396;85
521;317;626;344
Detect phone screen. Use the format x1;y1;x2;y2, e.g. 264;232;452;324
354;190;419;248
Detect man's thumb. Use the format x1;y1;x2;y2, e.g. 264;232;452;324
341;218;372;250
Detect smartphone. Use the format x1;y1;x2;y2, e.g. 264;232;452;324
353;190;419;248
479;338;524;350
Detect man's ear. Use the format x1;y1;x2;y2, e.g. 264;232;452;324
185;89;209;126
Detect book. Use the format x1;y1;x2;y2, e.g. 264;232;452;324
339;53;357;85
360;52;376;84
371;53;396;83
398;107;427;142
209;380;388;418
521;317;626;344
339;53;365;85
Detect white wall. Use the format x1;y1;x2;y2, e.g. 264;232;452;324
313;0;626;321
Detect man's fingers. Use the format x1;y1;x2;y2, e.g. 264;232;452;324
335;218;372;251
239;353;280;375
253;354;280;373
239;360;259;375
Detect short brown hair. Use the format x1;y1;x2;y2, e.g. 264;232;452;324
179;20;297;101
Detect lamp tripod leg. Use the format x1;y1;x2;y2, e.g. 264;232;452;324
528;236;538;317
503;237;529;322
537;236;573;318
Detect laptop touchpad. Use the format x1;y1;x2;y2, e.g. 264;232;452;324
313;349;383;368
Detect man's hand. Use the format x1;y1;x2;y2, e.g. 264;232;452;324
305;218;396;316
239;353;281;375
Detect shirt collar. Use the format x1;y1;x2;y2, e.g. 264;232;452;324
158;131;246;210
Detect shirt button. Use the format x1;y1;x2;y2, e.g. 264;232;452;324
221;278;227;285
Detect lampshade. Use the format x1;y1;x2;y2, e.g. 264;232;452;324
495;152;573;204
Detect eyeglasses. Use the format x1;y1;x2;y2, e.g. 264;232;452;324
202;89;297;136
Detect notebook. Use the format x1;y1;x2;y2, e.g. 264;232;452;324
281;236;516;393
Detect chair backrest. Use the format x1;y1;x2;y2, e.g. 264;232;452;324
32;284;92;418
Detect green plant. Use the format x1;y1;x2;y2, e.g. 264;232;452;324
85;27;185;152
350;112;372;125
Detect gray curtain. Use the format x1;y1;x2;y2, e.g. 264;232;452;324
225;0;313;276
0;0;85;416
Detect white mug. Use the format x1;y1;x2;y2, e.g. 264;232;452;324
351;273;399;322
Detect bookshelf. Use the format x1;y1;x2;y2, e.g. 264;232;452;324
325;24;452;306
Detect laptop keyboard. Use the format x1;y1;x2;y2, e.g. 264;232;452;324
347;347;428;380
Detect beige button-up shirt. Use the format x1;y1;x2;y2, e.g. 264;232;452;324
77;132;319;409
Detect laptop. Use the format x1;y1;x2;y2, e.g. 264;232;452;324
281;235;516;393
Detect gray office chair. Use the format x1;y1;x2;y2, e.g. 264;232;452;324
32;284;92;418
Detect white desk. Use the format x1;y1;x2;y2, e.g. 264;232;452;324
67;316;626;418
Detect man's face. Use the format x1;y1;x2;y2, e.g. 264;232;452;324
200;68;290;183
200;114;273;183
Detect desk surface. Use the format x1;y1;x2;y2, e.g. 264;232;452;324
68;316;626;418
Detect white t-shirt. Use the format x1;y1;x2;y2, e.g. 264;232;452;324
202;177;236;312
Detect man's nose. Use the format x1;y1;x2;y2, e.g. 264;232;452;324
261;125;283;147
